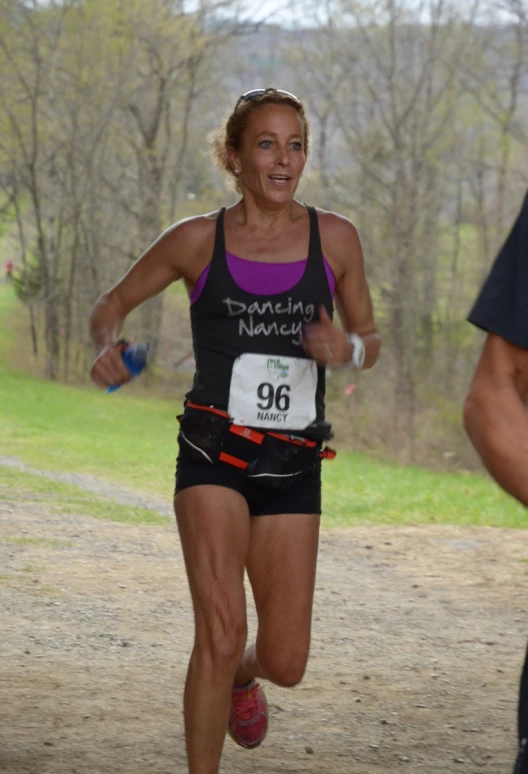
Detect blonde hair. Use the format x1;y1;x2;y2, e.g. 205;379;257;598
211;90;310;191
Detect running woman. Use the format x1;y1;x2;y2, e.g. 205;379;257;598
90;87;381;774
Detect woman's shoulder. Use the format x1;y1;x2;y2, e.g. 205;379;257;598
159;209;222;258
313;207;362;264
144;209;223;279
168;209;220;241
313;207;359;238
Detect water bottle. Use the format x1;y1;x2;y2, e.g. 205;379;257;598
106;342;150;393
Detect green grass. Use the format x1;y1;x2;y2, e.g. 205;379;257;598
0;283;527;529
322;453;527;528
0;467;168;526
0;282;179;502
0;368;180;500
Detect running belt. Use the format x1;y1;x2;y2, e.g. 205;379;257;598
184;401;336;470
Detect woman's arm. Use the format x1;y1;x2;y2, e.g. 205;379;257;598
330;215;380;368
89;216;212;387
464;334;528;506
303;211;381;368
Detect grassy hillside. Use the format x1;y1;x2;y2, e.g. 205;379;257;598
0;283;526;528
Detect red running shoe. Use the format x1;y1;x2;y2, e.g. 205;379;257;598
227;679;268;749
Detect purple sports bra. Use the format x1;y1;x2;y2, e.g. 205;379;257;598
190;251;336;305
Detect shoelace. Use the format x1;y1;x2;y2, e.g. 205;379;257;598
232;686;260;722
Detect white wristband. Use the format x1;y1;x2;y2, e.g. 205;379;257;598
345;333;366;370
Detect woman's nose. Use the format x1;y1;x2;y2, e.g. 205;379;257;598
275;146;289;165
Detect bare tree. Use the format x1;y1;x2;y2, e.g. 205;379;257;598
0;0;75;378
288;0;483;456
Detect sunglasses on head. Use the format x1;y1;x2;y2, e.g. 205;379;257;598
234;88;302;111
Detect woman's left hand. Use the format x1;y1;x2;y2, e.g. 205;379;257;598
302;306;351;366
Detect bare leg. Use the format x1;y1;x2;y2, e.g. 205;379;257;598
175;485;250;774
234;512;320;687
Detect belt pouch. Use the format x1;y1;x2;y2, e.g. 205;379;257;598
245;434;319;490
178;407;230;464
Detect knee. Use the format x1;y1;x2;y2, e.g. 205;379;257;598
196;616;247;673
258;647;309;688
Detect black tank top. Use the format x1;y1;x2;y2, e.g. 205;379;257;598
186;205;334;435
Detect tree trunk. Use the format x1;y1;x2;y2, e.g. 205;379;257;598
138;156;164;360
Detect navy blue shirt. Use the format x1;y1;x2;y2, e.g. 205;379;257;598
468;192;528;348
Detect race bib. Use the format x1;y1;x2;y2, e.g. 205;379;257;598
228;353;317;430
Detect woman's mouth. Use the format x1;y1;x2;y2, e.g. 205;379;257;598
269;174;291;185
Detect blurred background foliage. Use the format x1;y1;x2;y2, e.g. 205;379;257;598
1;0;527;470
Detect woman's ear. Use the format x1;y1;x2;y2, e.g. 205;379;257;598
227;149;240;175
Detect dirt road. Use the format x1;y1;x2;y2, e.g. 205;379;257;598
1;473;527;773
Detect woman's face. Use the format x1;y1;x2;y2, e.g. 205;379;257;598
230;103;307;206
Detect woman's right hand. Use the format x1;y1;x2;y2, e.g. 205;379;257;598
90;342;132;389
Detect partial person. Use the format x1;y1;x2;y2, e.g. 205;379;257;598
2;259;13;284
89;87;381;774
464;190;528;774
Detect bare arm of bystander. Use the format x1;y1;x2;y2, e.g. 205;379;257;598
464;334;528;507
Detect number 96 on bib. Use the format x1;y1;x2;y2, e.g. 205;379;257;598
228;353;317;430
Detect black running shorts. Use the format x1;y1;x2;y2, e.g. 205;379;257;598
175;441;322;516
